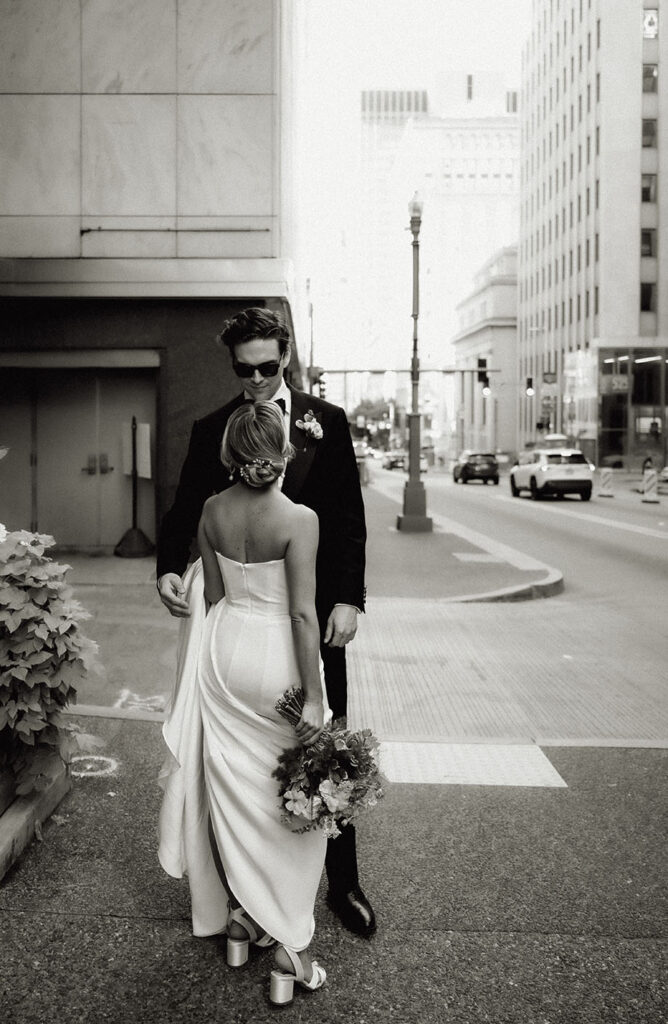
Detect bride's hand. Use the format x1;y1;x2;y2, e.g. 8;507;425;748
296;699;324;746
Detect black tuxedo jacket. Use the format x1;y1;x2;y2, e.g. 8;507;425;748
156;385;366;622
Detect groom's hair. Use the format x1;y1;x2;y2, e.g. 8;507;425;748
216;307;290;355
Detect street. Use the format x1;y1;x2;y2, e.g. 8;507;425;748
372;465;668;651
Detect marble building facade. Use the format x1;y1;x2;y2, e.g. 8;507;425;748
0;0;300;550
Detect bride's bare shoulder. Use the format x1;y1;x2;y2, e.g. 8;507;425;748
283;498;318;532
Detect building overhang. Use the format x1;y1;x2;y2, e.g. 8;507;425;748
451;317;517;345
0;258;294;299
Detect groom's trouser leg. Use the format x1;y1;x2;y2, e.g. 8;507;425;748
320;643;360;892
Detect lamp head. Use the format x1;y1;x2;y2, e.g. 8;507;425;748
408;191;424;219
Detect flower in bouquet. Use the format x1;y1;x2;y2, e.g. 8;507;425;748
273;687;385;838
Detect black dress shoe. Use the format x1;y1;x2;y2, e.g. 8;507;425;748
327;886;376;937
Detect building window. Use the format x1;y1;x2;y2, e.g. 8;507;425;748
586;135;591;162
642;120;657;147
595;179;599;208
643;10;658;39
467;74;474;100
586;238;590;266
595;286;599;314
577;244;581;271
577;195;581;221
596;125;600;155
595;233;599;261
585;290;590;316
596;72;600;102
506;90;518;112
569;249;573;274
577;294;581;320
643;65;658;93
641;229;657;257
641;283;656;312
642;174;657;202
587;84;591;113
569;298;573;323
596;18;600;47
586;187;590;214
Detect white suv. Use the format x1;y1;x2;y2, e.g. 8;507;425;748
510;448;594;501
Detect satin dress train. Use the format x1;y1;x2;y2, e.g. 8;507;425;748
158;555;328;951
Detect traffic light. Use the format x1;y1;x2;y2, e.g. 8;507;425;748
307;365;325;395
525;376;535;397
477;357;490;395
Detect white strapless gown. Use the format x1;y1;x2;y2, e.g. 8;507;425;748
158;554;329;950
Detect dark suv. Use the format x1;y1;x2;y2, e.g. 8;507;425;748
453;451;499;485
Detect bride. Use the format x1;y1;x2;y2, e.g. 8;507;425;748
158;400;329;1005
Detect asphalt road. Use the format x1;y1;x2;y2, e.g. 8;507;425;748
375;466;668;642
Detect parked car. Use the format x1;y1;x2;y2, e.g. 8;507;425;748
452;451;499;485
510;448;593;500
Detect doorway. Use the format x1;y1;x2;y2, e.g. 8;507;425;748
0;367;157;551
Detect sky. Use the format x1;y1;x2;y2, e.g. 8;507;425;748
293;0;533;371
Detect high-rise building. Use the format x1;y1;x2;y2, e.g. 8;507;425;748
518;0;667;467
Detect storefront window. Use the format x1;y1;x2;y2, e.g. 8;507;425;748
598;349;666;469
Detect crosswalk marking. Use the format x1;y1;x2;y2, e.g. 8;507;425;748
380;741;567;788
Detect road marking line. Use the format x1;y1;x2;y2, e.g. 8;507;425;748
493;491;668;539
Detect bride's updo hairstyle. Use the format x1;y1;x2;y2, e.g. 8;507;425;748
221;401;293;488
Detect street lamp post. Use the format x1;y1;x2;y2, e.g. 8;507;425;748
397;192;433;532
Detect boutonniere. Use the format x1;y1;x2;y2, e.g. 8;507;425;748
295;410;323;440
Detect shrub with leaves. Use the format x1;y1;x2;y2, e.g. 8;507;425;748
0;525;103;796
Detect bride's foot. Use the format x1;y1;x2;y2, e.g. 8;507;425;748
226;906;275;967
269;945;326;1005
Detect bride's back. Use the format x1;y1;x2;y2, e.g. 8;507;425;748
204;485;297;565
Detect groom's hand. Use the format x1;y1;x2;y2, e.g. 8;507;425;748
324;604;358;647
157;573;191;617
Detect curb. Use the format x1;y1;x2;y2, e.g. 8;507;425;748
447;565;565;603
0;761;71;882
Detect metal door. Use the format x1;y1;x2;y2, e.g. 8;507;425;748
0;368;156;550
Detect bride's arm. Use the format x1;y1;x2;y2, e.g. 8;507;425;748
197;502;225;606
285;508;324;745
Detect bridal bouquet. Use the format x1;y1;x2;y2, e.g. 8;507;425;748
273;687;385;838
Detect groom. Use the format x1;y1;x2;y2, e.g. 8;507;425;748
156;306;375;937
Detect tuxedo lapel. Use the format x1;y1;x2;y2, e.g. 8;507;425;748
283;387;319;500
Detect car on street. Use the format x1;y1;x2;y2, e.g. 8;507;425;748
382;450;406;470
509;448;594;500
382;450;428;472
452;451;499;485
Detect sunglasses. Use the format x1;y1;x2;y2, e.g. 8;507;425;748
233;359;281;379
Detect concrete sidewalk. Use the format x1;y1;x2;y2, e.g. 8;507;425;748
1;480;665;1023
